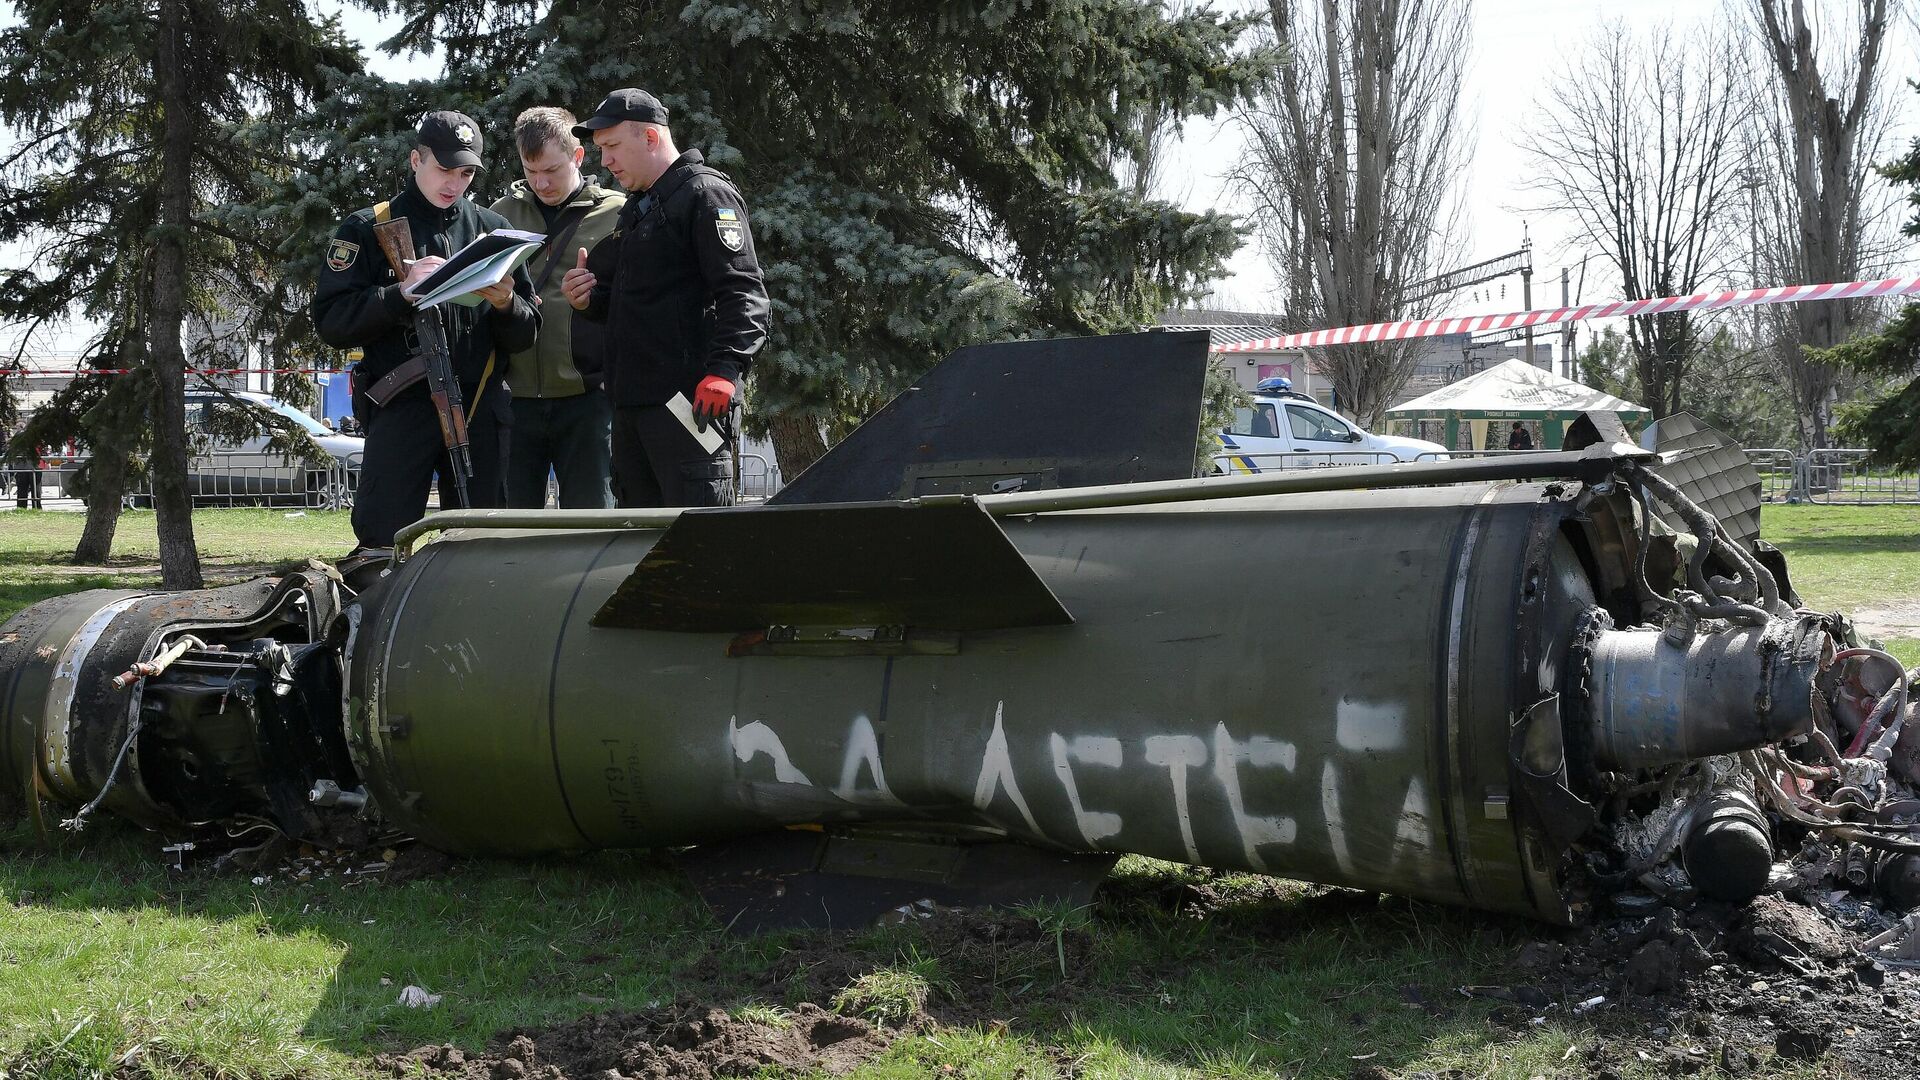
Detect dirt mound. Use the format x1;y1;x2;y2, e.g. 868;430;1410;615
381;1001;889;1080
684;905;1093;1029
1482;895;1920;1077
384;907;1082;1080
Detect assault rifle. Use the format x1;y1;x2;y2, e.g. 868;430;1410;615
369;218;472;506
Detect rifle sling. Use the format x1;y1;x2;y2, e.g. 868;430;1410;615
365;356;426;407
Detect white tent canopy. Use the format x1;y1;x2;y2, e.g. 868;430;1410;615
1387;359;1649;450
1390;359;1646;415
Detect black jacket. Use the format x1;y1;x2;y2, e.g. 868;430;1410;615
579;150;769;407
311;181;539;417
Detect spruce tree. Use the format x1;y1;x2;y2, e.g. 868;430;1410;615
309;0;1273;472
0;0;357;583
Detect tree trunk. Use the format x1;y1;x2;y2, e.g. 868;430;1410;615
1752;0;1890;449
767;413;830;484
73;439;129;564
148;0;202;590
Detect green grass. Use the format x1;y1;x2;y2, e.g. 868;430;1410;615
0;827;700;1079
0;504;1915;1078
0;509;356;622
1760;503;1920;666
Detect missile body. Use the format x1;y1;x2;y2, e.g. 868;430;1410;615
1;473;1833;924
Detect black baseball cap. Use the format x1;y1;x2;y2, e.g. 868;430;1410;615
572;89;670;138
416;110;485;170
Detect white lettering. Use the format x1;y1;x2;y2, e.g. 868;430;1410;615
1322;760;1352;874
834;715;901;805
1049;734;1124;846
972;702;1044;838
728;717;813;785
1145;734;1208;862
1212;722;1297;871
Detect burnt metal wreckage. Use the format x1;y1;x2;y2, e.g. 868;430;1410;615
2;332;1918;951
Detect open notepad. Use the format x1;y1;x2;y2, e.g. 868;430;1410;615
403;229;545;309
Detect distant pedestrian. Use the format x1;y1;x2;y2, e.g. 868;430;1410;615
4;428;43;509
1507;422;1534;451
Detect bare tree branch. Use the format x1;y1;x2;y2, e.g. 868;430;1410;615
1743;0;1903;447
1519;20;1750;418
1233;0;1472;426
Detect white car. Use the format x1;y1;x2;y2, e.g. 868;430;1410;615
1214;393;1447;472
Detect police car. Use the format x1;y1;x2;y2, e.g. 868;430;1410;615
1214;378;1447;472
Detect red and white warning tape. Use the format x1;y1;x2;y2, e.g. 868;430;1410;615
2;367;337;376
1208;275;1920;353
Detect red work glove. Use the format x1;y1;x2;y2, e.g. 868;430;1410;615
692;374;735;420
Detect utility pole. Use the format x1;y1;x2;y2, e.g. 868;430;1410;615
1522;270;1535;366
1560;267;1573;379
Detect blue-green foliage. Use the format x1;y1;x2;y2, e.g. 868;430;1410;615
270;0;1275;435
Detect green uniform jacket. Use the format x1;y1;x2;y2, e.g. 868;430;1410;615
489;178;626;398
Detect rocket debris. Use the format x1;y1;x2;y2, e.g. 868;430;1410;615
1;331;1917;936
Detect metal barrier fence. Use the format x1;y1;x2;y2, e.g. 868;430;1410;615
1210;450;1409;472
14;447;1906;510
6;453;362;511
1209;449;1558;472
1745;448;1920;505
736;453;780;502
1212;445;1918;505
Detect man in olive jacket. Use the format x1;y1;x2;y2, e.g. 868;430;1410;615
489;107;626;508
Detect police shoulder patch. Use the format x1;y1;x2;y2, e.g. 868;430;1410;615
326;238;360;272
715;219;744;253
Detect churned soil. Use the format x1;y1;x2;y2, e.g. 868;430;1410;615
1476;894;1920;1079
379;1003;889;1080
377;907;1087;1080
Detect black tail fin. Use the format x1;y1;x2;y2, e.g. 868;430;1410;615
768;330;1209;505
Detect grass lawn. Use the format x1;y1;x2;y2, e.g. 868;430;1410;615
1759;503;1920;668
0;509;356;623
0;503;1913;1078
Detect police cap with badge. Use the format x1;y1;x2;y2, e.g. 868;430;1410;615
571;88;670;138
417;109;486;169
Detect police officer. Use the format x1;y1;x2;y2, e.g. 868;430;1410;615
313;111;539;549
561;89;769;507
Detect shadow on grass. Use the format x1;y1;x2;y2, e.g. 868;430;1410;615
1769;534;1920;559
0;823;1548;1078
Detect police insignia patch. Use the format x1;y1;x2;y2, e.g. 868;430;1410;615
326;238;359;272
716;222;744;253
455;124;474;145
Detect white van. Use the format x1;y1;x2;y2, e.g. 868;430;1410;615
1213;391;1447;472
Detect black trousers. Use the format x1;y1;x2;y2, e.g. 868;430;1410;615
610;404;731;508
352;393;508;548
12;468;41;509
506;390;613;509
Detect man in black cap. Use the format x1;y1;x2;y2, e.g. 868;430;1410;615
313;110;540;549
560;88;769;508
